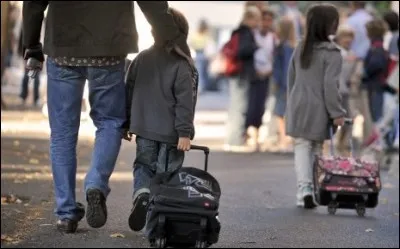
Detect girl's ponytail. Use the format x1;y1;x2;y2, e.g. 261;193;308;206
300;4;340;69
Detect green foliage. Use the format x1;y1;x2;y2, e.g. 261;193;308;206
373;1;392;15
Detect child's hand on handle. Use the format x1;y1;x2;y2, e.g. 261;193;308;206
177;137;191;151
333;117;345;127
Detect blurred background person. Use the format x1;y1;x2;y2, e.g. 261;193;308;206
381;10;399;150
1;2;18;109
246;9;276;150
346;1;373;143
225;6;261;152
382;11;399;113
362;19;388;126
363;15;399;169
4;3;18;71
279;1;304;42
272;17;296;153
190;19;213;94
383;10;399;58
17;27;41;108
245;1;267;11
334;26;358;154
346;1;373;60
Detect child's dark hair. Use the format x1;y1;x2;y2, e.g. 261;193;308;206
170;8;192;59
383;11;399;32
365;19;387;40
169;8;189;38
300;4;339;69
153;7;191;58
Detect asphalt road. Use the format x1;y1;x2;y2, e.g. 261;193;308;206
1;135;399;248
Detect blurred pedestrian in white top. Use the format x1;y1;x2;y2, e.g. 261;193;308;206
253;9;277;78
346;1;373;60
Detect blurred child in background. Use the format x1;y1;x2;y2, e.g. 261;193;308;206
246;9;277;150
334;26;358;153
272;17;296;152
362;19;388;126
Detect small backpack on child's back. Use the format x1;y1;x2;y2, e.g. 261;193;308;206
209;32;242;77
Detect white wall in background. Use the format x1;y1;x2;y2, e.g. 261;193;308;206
128;1;245;60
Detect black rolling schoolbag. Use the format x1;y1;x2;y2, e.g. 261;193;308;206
145;145;221;248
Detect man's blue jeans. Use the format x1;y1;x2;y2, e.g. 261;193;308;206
133;136;184;201
46;58;125;221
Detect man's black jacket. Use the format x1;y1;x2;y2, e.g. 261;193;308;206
23;1;183;59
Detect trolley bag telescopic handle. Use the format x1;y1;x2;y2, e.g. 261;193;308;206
164;145;210;172
329;118;354;157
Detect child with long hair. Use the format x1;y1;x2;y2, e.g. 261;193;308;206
272;16;297;152
285;4;346;209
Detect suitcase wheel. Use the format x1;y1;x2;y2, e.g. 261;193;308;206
154;237;166;248
355;203;366;217
327;202;337;215
195;241;207;248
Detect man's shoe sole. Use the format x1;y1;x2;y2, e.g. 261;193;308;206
128;195;149;231
86;189;107;228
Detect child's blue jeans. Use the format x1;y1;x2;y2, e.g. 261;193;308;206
133;136;184;201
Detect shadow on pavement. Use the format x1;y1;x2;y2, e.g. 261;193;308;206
1;135;399;248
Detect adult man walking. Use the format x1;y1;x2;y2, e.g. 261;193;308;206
23;1;185;233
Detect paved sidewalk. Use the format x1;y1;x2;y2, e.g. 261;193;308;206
1;134;399;248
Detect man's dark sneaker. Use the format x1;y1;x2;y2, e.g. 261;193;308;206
86;188;107;228
128;193;150;231
56;219;78;233
56;202;85;233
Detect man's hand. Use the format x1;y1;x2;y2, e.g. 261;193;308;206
24;45;44;77
177;137;190;151
25;58;43;78
123;130;133;142
333;117;345;127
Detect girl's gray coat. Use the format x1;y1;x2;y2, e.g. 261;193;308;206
285;42;347;141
